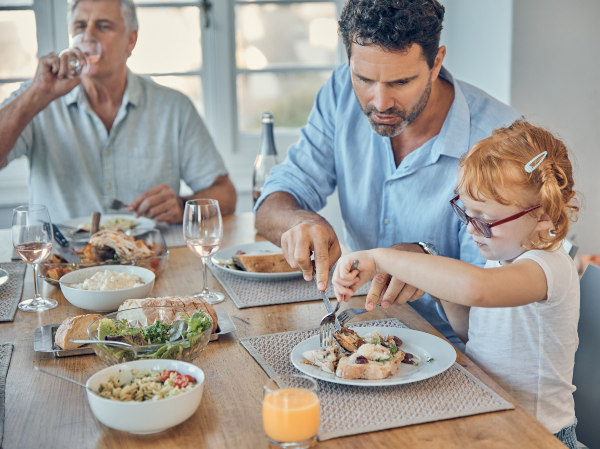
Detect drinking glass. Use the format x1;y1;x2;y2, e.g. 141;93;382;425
12;205;57;312
183;199;225;304
263;374;320;448
58;34;101;78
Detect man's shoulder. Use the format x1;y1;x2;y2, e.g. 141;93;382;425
133;73;194;109
456;79;522;135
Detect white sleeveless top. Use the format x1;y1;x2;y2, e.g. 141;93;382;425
465;247;579;433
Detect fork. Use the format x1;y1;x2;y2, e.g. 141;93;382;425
319;300;341;348
104;198;128;210
338;303;381;327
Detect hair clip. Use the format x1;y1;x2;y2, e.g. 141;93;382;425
524;151;548;173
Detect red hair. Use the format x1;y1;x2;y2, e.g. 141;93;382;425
458;120;579;251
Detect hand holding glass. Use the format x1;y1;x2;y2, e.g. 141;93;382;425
183;199;225;304
263;374;320;448
58;34;101;78
12;205;57;312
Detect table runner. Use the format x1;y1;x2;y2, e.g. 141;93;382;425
0;343;14;448
0;262;27;322
210;265;371;309
240;318;514;441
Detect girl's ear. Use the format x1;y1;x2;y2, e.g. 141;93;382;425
534;213;554;233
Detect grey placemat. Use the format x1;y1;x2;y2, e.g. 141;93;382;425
157;224;186;248
210;265;371;309
0;262;27;322
240;319;514;441
0;343;14;448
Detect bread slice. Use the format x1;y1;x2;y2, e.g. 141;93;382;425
55;314;103;349
336;350;405;380
236;251;299;273
118;296;218;332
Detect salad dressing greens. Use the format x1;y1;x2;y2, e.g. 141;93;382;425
98;312;212;361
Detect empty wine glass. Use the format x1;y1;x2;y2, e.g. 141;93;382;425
12;205;57;312
58;34;101;78
183;199;225;305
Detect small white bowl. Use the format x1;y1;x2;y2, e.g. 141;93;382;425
86;359;205;434
59;265;155;312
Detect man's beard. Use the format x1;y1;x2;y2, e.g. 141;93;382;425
356;75;432;138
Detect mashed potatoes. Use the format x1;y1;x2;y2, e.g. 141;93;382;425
74;270;144;291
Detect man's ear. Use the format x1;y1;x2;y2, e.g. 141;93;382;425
126;29;138;57
431;45;446;80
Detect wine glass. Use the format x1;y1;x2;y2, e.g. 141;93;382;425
12;205;57;312
58;34;101;78
183;199;225;304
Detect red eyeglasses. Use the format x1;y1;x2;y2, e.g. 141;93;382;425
450;195;541;238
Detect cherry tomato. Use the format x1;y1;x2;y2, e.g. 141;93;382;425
161;370;178;382
173;375;189;388
182;374;196;384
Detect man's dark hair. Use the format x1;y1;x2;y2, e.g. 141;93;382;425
338;0;445;68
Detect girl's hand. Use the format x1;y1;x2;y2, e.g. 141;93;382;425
332;251;378;302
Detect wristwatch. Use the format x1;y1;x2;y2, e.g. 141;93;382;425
414;242;440;256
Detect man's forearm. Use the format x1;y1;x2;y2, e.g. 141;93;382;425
184;175;237;217
0;87;50;164
255;191;327;246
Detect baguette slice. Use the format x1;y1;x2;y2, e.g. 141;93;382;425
236;251;299;273
336;350;405;380
118;296;218;333
55;314;103;349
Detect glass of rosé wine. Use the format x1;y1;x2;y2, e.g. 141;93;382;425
183;199;225;305
12;205;57;312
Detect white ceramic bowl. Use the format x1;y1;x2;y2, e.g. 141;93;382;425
59;265;155;311
86;359;205;434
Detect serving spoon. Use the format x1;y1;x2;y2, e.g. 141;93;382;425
34;366;103;397
69;339;139;357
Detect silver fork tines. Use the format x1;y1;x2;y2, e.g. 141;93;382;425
319;300;340;348
103;198;128;210
338;304;381;327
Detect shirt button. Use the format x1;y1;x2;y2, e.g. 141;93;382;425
383;218;390;225
107;184;112;190
388;181;393;185
105;151;110;157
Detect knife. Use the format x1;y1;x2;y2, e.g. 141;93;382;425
45;222;81;263
313;268;341;331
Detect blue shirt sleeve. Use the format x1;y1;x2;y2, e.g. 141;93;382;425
254;69;341;214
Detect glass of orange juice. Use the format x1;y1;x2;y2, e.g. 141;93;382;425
263;374;320;448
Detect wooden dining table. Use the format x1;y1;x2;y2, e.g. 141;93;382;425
0;212;565;448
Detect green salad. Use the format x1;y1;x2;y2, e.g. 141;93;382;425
98;311;212;361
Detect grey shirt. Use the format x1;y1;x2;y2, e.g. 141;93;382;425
2;70;228;223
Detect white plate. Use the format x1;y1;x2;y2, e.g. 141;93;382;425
211;242;303;281
290;326;456;386
58;214;156;242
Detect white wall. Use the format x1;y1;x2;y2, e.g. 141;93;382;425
439;0;513;105
511;0;600;253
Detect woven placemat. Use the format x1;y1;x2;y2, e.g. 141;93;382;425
0;343;14;448
210;265;371;309
157;224;186;248
240;319;514;441
0;262;27;322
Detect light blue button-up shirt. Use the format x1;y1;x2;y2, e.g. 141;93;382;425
257;64;522;343
3;70;228;223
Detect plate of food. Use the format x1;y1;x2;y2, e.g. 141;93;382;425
58;214;156;242
291;326;456;386
211;241;303;280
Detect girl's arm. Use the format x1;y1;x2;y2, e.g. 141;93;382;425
439;300;470;344
333;249;548;308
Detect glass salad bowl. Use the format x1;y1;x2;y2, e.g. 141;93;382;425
87;306;212;366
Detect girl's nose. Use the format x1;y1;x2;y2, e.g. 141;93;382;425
466;221;477;236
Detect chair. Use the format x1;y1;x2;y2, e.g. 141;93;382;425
564;238;579;259
573;263;600;448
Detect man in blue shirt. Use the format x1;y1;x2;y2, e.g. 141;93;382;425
255;0;522;345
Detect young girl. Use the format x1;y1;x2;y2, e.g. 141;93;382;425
333;121;580;448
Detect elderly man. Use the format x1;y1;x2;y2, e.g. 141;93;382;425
0;0;236;224
255;0;522;346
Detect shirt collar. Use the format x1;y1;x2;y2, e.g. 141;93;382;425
430;66;471;161
63;68;141;108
